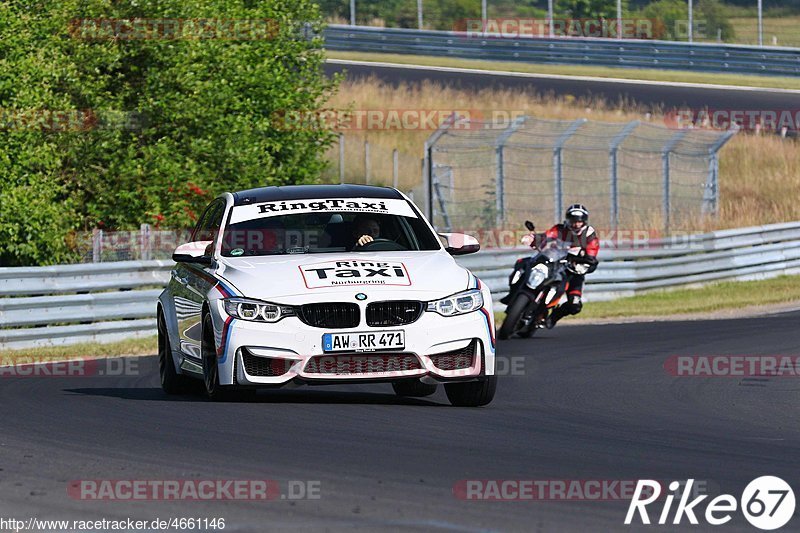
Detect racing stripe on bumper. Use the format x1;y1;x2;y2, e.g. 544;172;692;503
217;316;235;363
473;278;496;352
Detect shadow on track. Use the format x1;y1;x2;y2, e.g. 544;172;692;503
63;387;446;406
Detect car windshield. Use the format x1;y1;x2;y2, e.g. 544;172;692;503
220;204;441;257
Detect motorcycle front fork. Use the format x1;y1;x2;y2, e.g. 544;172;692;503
522;305;548;329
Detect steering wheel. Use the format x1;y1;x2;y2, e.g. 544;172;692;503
354;238;407;252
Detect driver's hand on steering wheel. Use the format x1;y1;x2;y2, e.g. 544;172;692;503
356;235;374;247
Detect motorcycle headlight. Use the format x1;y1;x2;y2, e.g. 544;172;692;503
223;298;295;323
526;264;548;289
426;289;484;317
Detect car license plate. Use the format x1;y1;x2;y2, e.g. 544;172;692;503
322;330;405;352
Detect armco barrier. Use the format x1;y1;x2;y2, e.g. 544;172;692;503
323;25;800;76
1;222;799;349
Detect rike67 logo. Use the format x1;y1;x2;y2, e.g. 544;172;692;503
625;477;795;530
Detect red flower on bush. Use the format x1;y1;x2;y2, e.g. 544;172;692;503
187;182;207;196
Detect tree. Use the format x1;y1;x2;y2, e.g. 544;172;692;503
697;0;736;42
0;0;339;266
641;0;689;40
557;0;624;20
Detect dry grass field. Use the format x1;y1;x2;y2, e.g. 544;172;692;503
323;77;800;231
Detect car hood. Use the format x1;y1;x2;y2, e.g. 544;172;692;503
214;251;471;303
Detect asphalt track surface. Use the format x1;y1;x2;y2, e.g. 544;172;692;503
324;60;800;111
2;312;799;532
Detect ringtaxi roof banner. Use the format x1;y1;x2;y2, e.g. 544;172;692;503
229;197;417;224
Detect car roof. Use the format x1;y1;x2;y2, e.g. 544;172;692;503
231;184;404;206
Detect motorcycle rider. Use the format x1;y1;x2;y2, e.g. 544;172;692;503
500;204;599;327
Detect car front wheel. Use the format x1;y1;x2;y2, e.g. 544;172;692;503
444;375;497;407
158;310;192;394
392;378;438;398
202;314;229;401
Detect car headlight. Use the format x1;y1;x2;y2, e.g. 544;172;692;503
526;264;548;289
426;289;484;317
223;298;295;323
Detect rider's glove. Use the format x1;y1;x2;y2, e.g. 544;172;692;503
521;233;535;247
584;255;599;274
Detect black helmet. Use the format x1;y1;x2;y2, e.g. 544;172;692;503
565;204;589;235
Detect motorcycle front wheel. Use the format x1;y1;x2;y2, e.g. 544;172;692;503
498;294;531;340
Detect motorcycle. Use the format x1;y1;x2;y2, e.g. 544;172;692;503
498;221;591;340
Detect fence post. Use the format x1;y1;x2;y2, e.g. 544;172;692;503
494;116;527;228
553;119;587;224
704;130;736;216
608;121;639;231
364;139;370;184
339;133;345;184
140;223;151;261
422;112;458;223
392;148;399;189
432;171;452;231
92;229;103;263
662;130;688;236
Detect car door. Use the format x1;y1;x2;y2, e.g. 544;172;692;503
175;199;225;360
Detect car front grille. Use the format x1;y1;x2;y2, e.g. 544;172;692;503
366;300;424;327
241;349;293;377
298;303;360;328
430;341;477;371
304;354;422;375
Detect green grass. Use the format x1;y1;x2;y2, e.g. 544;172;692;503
0;336;156;364
327;50;800;90
496;274;800;323
729;16;800;48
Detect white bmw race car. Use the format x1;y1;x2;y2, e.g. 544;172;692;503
157;184;496;406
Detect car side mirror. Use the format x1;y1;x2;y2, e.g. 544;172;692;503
172;241;213;265
439;233;480;255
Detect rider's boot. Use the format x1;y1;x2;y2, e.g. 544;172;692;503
545;308;565;329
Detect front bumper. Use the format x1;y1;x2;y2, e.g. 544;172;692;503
211;303;496;386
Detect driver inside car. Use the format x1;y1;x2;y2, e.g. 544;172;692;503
351;215;381;248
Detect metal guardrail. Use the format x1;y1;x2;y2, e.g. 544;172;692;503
323;25;800;76
1;222;799;349
0;261;171;350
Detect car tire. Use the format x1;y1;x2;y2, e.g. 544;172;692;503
158;310;192;394
498;294;530;340
391;379;438;398
444;375;497;407
202;314;231;401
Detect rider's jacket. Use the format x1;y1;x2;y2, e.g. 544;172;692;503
532;224;600;259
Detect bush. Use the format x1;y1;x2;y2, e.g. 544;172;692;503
0;0;339;266
641;0;689;40
697;0;736;42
